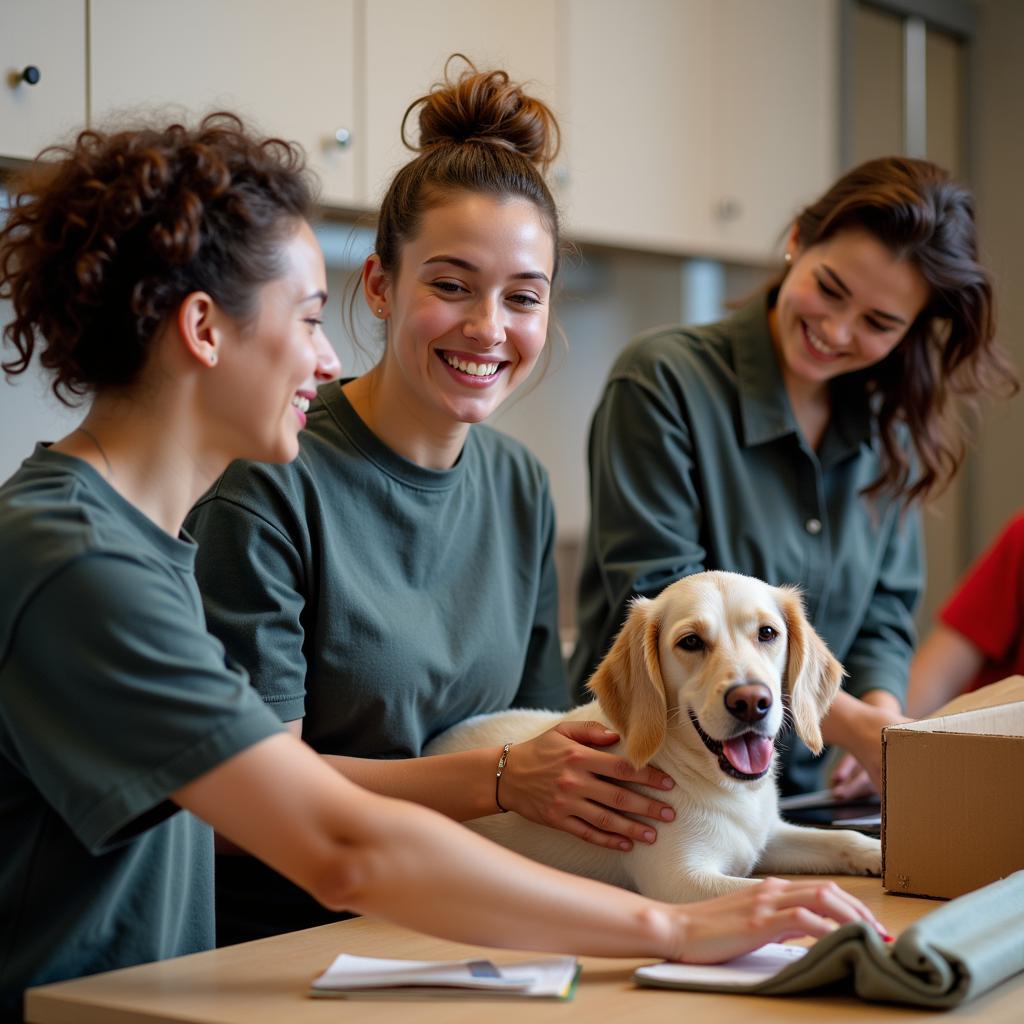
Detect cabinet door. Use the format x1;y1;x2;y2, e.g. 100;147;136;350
362;0;559;206
708;0;839;262
89;0;357;207
1;0;86;161
560;0;716;252
562;0;838;261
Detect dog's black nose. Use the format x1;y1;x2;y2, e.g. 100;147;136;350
725;682;772;723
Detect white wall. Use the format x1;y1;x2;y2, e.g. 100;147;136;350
973;0;1024;547
0;344;80;481
493;249;691;537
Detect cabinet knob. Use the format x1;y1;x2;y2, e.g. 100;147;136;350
714;198;742;222
333;128;351;149
21;65;42;86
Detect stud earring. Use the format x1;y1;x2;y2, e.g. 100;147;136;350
209;352;217;365
784;252;792;265
376;307;384;316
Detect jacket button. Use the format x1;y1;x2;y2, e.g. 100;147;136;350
805;517;823;535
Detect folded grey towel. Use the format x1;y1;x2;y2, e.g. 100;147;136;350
635;870;1024;1008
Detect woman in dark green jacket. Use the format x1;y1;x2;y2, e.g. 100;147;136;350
572;157;1017;797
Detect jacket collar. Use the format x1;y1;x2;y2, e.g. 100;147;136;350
732;292;796;448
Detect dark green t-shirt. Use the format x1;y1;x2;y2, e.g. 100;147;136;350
0;447;282;1014
187;382;568;937
188;381;569;751
570;296;923;794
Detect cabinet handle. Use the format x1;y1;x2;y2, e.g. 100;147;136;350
21;65;42;86
714;198;742;222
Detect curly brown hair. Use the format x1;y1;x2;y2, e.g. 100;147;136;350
0;112;316;403
790;156;1018;505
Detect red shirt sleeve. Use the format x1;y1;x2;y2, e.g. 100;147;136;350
940;513;1024;664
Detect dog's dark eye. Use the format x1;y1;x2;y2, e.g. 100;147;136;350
758;626;778;643
678;634;706;652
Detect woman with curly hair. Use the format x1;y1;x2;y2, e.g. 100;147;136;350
570;157;1019;799
0;114;886;1018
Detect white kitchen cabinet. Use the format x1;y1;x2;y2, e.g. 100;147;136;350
6;0;558;211
4;0;839;262
708;0;839;261
362;0;560;207
88;0;358;208
561;0;839;262
1;0;87;161
560;0;716;254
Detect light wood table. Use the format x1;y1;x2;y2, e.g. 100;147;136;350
24;876;1024;1023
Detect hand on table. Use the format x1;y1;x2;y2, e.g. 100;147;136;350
670;877;892;964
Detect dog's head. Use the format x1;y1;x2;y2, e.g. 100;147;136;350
586;571;843;781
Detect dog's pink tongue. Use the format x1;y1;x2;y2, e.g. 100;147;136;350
723;734;773;775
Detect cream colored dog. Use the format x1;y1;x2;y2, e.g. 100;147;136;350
426;570;881;903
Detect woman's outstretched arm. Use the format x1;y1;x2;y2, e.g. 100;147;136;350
176;732;888;963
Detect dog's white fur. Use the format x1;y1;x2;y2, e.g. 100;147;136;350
426;570;881;903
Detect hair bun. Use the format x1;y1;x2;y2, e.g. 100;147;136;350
404;54;559;171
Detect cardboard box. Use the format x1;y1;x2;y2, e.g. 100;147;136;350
882;676;1024;900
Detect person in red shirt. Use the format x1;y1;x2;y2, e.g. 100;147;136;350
906;512;1024;715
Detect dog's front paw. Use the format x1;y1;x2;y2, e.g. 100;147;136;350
834;831;882;876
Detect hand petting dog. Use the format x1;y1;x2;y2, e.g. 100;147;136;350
494;720;676;851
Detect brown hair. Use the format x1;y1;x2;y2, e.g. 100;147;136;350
1;112;316;402
346;56;562;358
789;156;1017;505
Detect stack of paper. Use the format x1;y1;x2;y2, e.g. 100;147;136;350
310;953;580;1000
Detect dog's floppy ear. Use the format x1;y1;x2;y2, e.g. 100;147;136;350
777;586;844;755
586;597;666;768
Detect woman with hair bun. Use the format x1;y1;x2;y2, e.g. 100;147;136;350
188;57;687;945
570;157;1019;801
0;111;889;1018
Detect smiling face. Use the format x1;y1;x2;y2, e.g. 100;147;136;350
212;219;339;464
367;192;554;434
770;227;930;399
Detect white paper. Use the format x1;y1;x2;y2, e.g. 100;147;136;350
635;943;808;987
833;812;882;828
311;953;578;997
778;788;842;811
